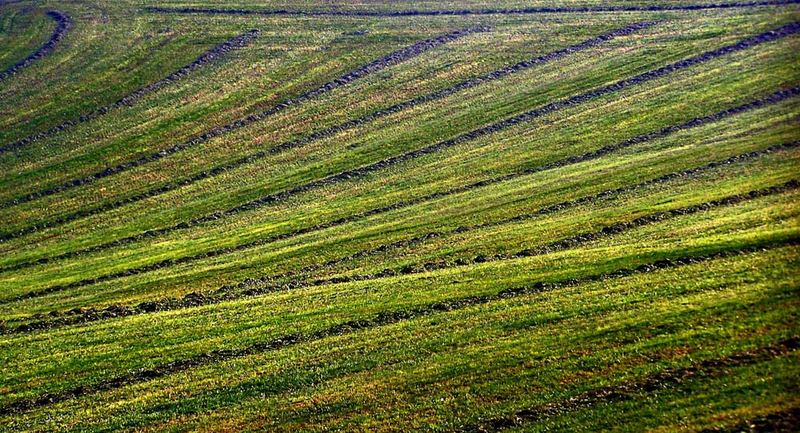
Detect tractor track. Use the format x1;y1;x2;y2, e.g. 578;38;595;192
1;23;796;280
0;237;795;416
0;22;656;242
0;29;261;154
0;10;70;82
144;0;800;17
0;27;482;208
3;154;797;334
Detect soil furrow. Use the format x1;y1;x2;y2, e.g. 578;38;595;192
2;24;795;279
0;29;260;154
4;142;794;334
0;27;483;208
457;338;800;432
145;0;800;17
0;10;70;82
0;237;795;417
0;22;656;242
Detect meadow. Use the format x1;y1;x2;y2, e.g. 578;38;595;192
0;0;798;431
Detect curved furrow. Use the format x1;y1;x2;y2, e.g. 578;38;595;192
0;27;483;209
0;22;657;243
145;0;800;17
0;29;261;154
2;84;796;300
0;236;795;417
0;10;70;82
6;142;794;334
2;24;795;280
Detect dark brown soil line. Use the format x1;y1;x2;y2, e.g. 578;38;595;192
0;238;794;417
145;0;800;17
0;10;70;82
0;29;260;154
458;337;800;432
0;27;482;208
1;23;795;281
0;22;656;243
5;142;794;334
697;407;800;432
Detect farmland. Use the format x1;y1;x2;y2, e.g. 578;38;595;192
0;0;798;431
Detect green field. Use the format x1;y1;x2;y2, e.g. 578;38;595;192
0;0;798;431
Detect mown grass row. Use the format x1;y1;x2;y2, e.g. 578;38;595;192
3;36;796;310
4;141;796;333
2;21;794;280
3;111;797;319
1;3;798;431
4;87;797;305
0;21;655;241
3;167;797;401
3;230;786;428
3;78;794;324
0;12;782;242
0;26;483;209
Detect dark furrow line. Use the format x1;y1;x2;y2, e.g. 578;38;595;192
0;10;70;82
697;407;800;432
144;0;800;16
0;26;483;208
5;142;794;334
456;338;800;432
0;237;795;416
2;84;796;305
1;24;795;280
0;29;261;154
0;22;657;242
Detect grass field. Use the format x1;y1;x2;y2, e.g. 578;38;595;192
0;0;798;431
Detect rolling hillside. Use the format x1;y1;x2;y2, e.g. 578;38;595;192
0;1;798;431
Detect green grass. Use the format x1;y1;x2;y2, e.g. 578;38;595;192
0;0;798;431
